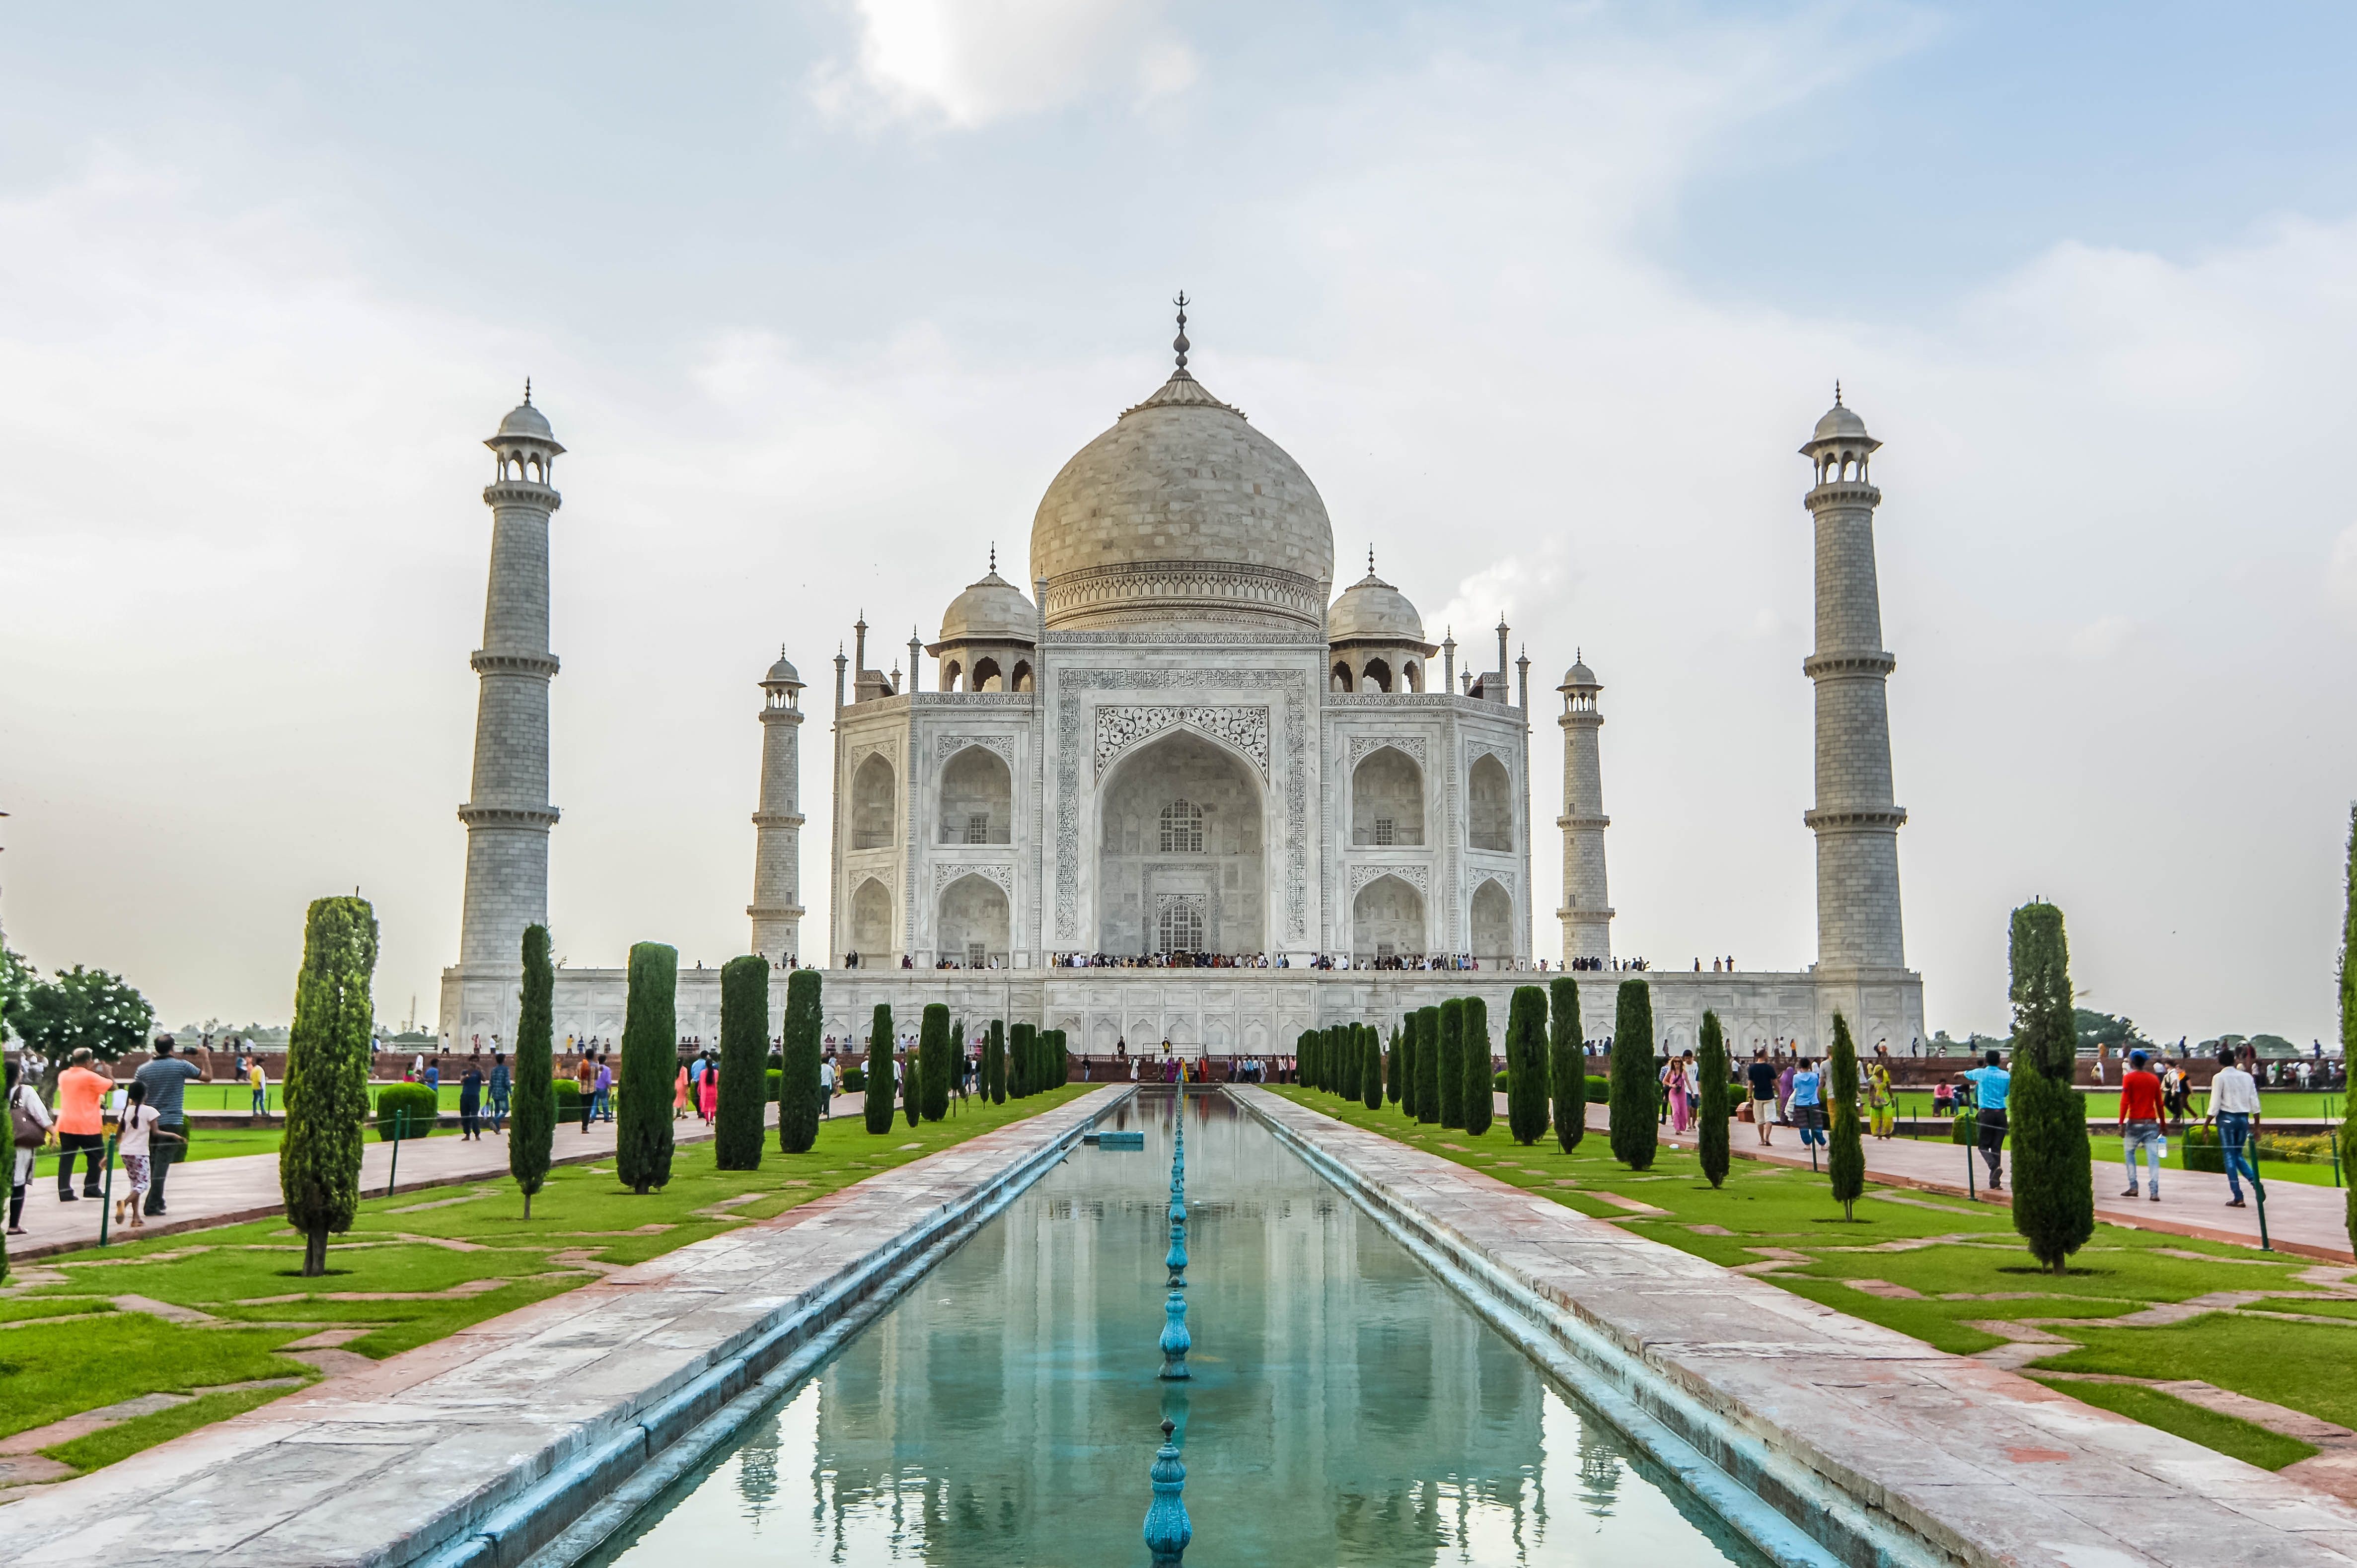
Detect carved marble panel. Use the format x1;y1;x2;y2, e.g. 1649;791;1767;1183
1348;862;1430;898
1346;734;1428;773
1094;705;1270;777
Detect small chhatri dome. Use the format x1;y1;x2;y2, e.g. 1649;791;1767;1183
1559;649;1599;690
497;380;556;442
763;644;803;688
1808;383;1870;446
1327;559;1425;644
937;563;1038;645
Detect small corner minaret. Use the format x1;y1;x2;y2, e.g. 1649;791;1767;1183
456;384;563;969
1800;387;1907;969
1555;652;1613;965
748;646;807;960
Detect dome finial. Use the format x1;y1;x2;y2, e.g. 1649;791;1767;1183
989;541;997;573
1834;379;1842;407
1172;290;1190;372
1367;545;1375;575
524;376;532;406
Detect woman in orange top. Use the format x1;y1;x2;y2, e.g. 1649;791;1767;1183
53;1048;113;1201
673;1064;691;1120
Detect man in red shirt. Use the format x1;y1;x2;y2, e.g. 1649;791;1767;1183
2118;1048;2167;1202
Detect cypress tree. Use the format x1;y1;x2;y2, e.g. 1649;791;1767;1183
2341;805;2357;1260
865;1004;896;1132
281;895;377;1276
1826;1013;1863;1217
2008;902;2093;1273
616;942;678;1194
1337;1024;1358;1101
1395;1014;1415;1116
714;955;768;1170
1363;1027;1384;1111
1414;1007;1441;1124
510;923;556;1218
1054;1028;1070;1088
1608;979;1657;1170
1386;1024;1402;1105
777;968;821;1154
985;1018;1006;1104
1548;976;1584;1154
1295;1028;1315;1092
919;1003;951;1121
1696;1009;1730;1188
902;1031;921;1126
1437;999;1467;1128
1010;1022;1033;1098
1462;997;1493;1136
1505;985;1548;1145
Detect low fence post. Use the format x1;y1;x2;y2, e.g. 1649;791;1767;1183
97;1134;118;1247
384;1108;404;1198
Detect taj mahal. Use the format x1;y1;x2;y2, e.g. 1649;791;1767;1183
438;307;1924;1058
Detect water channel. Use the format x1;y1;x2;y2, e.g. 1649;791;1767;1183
587;1091;1772;1566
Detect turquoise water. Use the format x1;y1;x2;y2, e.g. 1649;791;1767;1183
589;1091;1769;1566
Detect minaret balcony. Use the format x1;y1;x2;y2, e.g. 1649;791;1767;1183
1802;480;1880;511
482;479;563;509
751;811;807;829
1555;814;1610;830
1800;650;1896;679
471;649;562;678
457;803;561;829
1801;806;1908;831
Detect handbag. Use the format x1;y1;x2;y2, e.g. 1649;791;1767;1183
10;1085;48;1149
1736;1100;1754;1123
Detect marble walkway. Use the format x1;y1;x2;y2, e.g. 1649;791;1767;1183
1255;1087;2357;1568
1;1085;1124;1568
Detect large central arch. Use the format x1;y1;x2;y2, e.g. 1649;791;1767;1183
1096;728;1265;956
938;872;1011;967
1352;874;1425;960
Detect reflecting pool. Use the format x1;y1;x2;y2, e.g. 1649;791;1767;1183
589;1091;1769;1566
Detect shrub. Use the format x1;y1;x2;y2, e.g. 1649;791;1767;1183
919;1003;952;1122
1547;977;1583;1154
1505;985;1548;1146
715;955;768;1170
866;1006;896;1131
1697;1009;1729;1189
373;1082;437;1142
1338;1024;1360;1101
840;1066;866;1094
1586;1075;1611;1103
985;1019;1005;1104
1609;980;1657;1170
617;942;678;1193
902;1033;921;1127
552;1077;583;1118
1385;1024;1402;1105
1362;1027;1384;1111
1396;1014;1418;1118
1952;1110;1977;1146
778;968;821;1155
1827;1013;1863;1218
282;896;378;1277
1414;1007;1442;1124
1437;999;1467;1129
1461;997;1493;1137
1010;1022;1034;1099
509;923;556;1218
765;1069;782;1103
2180;1124;2223;1172
2008;902;2092;1272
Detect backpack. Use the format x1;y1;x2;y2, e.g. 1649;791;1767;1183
10;1084;48;1149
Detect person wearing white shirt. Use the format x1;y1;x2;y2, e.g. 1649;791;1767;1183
2205;1053;2263;1208
818;1055;836;1121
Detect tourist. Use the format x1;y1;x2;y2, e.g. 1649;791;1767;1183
112;1080;180;1230
1668;1051;1695;1134
2117;1049;2165;1202
489;1052;510;1134
1964;1048;2010;1190
8;1061;54;1235
1789;1057;1825;1152
819;1052;836;1119
576;1053;597;1133
248;1055;269;1116
595;1054;614;1123
1865;1057;1895;1140
673;1062;691;1119
52;1048;110;1201
458;1058;485;1141
2205;1048;2262;1209
1746;1050;1777;1144
1774;1056;1796;1131
699;1060;720;1124
133;1035;205;1217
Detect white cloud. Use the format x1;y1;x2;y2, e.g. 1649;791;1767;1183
813;0;1198;129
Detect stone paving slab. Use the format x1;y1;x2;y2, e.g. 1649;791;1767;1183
1247;1088;2357;1568
0;1087;1127;1568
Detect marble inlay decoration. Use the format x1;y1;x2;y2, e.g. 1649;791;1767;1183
1094;704;1271;777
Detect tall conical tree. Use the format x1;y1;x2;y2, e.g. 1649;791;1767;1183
902;1030;922;1127
616;942;678;1194
1548;976;1584;1154
281;896;378;1276
509;923;556;1218
1826;1013;1864;1218
1462;997;1493;1136
714;955;768;1170
1505;986;1549;1145
1340;1024;1361;1101
2341;806;2357;1260
1696;1009;1730;1189
919;1003;952;1122
985;1018;1006;1104
865;1004;896;1132
1437;999;1467;1129
1608;979;1657;1170
1363;1026;1385;1111
2008;902;2093;1273
777;968;821;1154
1295;1028;1315;1094
1396;1013;1418;1117
1414;1006;1441;1124
1385;1024;1402;1105
1010;1022;1034;1098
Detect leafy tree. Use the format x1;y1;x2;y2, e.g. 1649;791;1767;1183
1826;1013;1863;1217
1385;1024;1402;1105
2074;1009;2152;1056
1548;977;1585;1154
1436;999;1467;1128
919;1003;952;1122
2339;806;2357;1260
0;946;33;1048
509;925;556;1216
2008;902;2092;1273
1414;1006;1441;1124
985;1018;1006;1104
778;968;821;1154
866;1006;897;1131
1362;1026;1384;1111
1462;997;1493;1136
1505;985;1549;1145
280;897;377;1276
617;942;678;1194
15;964;154;1078
1608;980;1657;1170
1696;1009;1729;1188
715;956;768;1170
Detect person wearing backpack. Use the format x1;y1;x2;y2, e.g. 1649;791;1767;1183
8;1060;56;1234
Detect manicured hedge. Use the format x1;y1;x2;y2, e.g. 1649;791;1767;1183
373;1082;439;1141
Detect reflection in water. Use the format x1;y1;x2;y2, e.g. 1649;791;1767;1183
589;1092;1768;1567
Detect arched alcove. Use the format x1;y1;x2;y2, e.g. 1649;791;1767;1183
971;656;1003;692
1351;746;1425;846
938;873;1011;967
1362;657;1392;693
938;745;1013;844
1470;877;1513;962
1468;753;1512;852
1352;874;1425;959
851;753;897;850
850;877;892;959
1097;729;1264;956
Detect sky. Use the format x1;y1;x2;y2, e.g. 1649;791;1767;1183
4;0;2357;1044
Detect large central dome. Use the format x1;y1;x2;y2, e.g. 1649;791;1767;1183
1029;363;1335;632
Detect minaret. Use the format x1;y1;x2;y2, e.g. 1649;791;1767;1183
1555;653;1612;965
748;647;807;959
456;385;562;969
1801;388;1907;969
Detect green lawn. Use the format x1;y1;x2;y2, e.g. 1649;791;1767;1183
0;1086;1089;1479
1272;1086;2357;1475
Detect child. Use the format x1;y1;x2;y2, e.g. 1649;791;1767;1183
113;1081;184;1229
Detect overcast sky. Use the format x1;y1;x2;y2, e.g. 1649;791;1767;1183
4;1;2356;1044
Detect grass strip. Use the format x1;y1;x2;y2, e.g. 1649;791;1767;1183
2031;1377;2319;1471
40;1382;305;1474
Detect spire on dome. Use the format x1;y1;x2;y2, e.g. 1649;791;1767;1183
1173;290;1189;372
524;377;533;405
1834;379;1842;407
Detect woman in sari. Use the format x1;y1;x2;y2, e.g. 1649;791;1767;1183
1669;1051;1695;1134
673;1064;692;1120
1866;1060;1896;1139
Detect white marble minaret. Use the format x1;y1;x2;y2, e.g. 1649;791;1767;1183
1801;390;1907;969
1554;653;1613;964
748;647;806;958
456;387;562;969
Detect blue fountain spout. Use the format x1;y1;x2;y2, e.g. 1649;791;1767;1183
1143;1418;1192;1565
1158;1287;1192;1380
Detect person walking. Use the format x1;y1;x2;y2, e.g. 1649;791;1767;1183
1865;1058;1896;1140
459;1058;485;1141
52;1049;111;1202
2117;1048;2166;1201
112;1080;181;1230
594;1054;614;1123
1746;1050;1778;1145
488;1052;511;1134
132;1035;205;1217
1789;1057;1825;1153
698;1059;719;1125
1774;1055;1797;1135
1668;1051;1695;1135
576;1053;597;1134
248;1055;270;1116
2205;1048;2263;1209
1964;1048;2011;1191
8;1061;55;1235
673;1062;692;1120
819;1052;836;1120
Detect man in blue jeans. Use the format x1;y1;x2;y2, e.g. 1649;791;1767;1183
2206;1048;2263;1208
1964;1048;2010;1190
